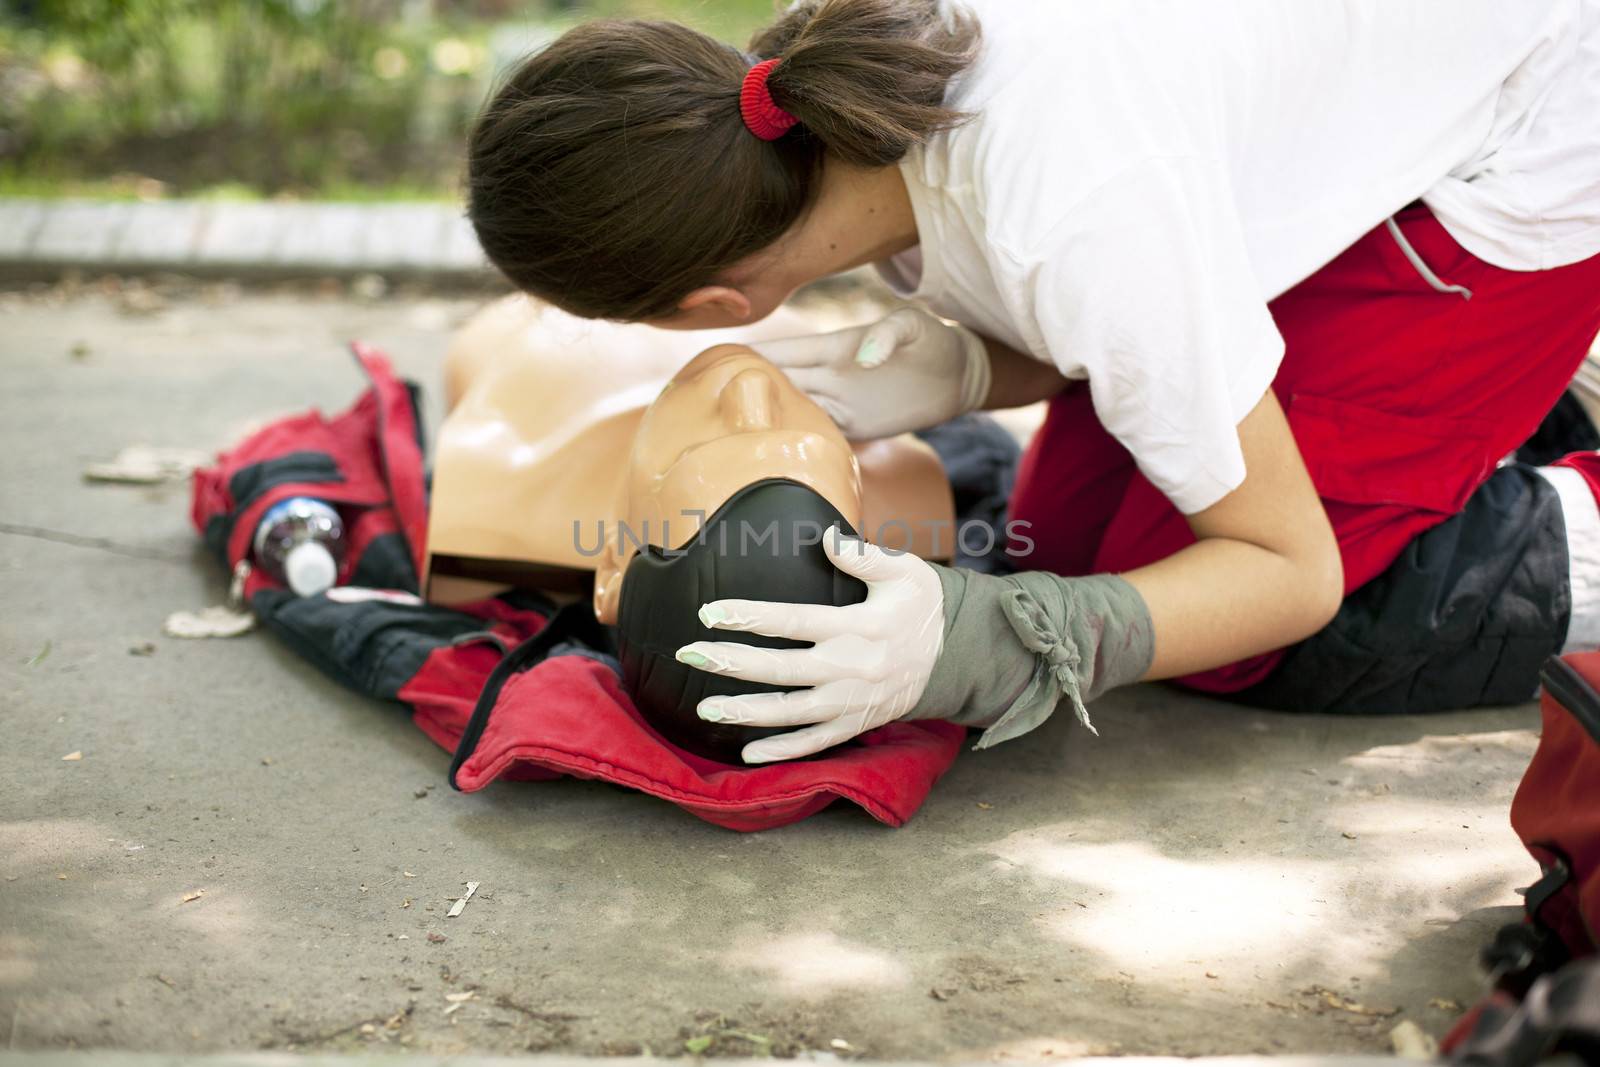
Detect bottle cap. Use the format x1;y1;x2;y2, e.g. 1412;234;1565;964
284;542;338;597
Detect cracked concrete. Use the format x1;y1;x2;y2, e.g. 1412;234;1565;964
1;288;1542;1060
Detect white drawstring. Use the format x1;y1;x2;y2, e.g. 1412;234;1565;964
1385;216;1473;300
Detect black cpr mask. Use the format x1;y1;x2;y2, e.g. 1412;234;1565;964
616;479;867;763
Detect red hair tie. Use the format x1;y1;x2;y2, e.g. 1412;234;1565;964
740;58;799;141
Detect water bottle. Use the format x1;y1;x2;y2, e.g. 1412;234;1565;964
253;497;345;597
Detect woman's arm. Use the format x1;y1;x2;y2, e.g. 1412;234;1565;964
1123;388;1344;677
976;327;1340;676
980;333;1071;409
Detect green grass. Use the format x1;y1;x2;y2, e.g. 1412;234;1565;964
0;1;784;202
0;168;459;204
577;0;780;43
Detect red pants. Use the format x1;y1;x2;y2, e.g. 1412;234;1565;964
1008;203;1600;692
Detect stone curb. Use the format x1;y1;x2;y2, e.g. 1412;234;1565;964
0;1056;1408;1067
0;198;493;282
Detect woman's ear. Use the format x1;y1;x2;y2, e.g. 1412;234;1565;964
593;540;623;624
677;285;753;322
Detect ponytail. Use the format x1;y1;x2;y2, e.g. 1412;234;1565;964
751;0;979;167
467;1;978;321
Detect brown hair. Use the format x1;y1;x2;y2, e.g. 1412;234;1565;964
467;0;979;321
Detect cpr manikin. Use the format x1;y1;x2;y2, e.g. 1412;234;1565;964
427;295;958;759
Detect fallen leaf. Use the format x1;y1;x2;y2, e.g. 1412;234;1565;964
403;871;416;878
1305;986;1399;1018
181;890;203;904
444;991;476;1003
1205;971;1219;979
1390;1019;1438;1059
61;751;83;761
128;642;157;656
976;802;993;810
163;606;254;639
261;757;273;766
1341;832;1358;840
684;1035;713;1055
401;899;413;909
929;987;957;1001
1429;997;1462;1013
830;1038;853;1051
427;932;447;944
26;640;52;667
447;880;479;918
359;1023;376;1035
83;445;208;485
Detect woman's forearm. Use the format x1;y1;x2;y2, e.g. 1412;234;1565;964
980;334;1070;410
1123;536;1341;678
1122;389;1345;678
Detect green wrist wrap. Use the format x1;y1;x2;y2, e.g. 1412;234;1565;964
911;565;1154;748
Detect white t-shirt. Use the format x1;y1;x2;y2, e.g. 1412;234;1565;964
876;0;1600;515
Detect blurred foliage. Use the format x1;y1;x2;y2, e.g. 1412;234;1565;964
0;0;777;199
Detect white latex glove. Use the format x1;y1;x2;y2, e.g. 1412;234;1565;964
750;306;992;440
674;528;945;763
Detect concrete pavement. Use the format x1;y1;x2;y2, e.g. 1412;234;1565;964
1;287;1540;1059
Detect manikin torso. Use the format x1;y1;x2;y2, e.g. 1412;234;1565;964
426;295;956;612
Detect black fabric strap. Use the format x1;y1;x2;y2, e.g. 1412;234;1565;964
447;602;615;789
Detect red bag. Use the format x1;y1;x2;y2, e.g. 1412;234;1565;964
1442;652;1600;1062
1511;654;1600;961
191;342;429;599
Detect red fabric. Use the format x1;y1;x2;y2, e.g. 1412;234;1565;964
401;630;967;832
740;59;798;141
1512;650;1600;958
352;341;428;581
195;344;964;832
1009;201;1600;692
462;663;966;832
1445;651;1600;1045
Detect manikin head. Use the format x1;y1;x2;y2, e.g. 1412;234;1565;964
465;0;979;327
592;344;863;621
594;345;870;762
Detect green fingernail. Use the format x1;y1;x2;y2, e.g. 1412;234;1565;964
698;701;726;723
855;338;882;367
698;603;726;627
676;648;709;668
